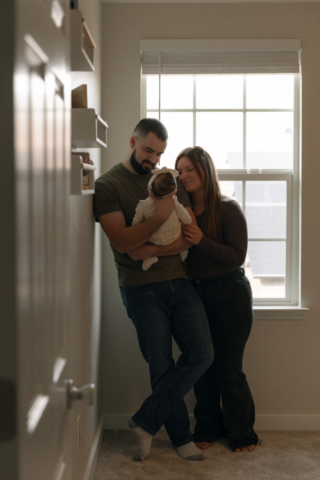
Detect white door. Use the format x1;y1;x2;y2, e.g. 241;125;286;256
14;1;84;479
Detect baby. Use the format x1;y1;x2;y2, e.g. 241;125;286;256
132;166;192;271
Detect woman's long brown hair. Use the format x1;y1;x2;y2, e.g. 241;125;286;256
175;146;222;240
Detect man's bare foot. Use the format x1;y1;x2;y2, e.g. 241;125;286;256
234;444;256;453
195;441;211;450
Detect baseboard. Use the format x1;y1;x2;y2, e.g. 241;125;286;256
104;414;320;431
104;414;133;430
254;415;320;430
84;416;104;480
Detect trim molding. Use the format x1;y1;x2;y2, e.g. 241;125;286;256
253;307;309;320
254;415;320;430
104;414;320;431
103;0;320;4
84;416;104;480
140;39;301;52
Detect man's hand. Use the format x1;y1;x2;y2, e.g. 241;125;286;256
182;223;203;245
127;244;158;261
150;191;177;221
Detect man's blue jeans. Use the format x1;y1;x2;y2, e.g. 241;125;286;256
120;278;214;447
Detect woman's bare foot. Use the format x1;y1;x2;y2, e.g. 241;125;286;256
195;441;211;450
234;444;256;453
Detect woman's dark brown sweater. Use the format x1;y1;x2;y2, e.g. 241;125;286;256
187;195;248;279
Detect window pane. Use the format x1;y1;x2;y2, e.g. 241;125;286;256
246;181;287;239
160;112;193;169
220;181;242;205
246;112;293;169
147;110;159;120
196;75;243;109
196;112;243;169
146;75;159;110
161;75;193;109
247;75;294;110
245;241;286;298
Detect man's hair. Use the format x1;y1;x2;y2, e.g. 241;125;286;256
151;173;176;197
133;118;168;142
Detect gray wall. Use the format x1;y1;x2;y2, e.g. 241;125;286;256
100;3;320;429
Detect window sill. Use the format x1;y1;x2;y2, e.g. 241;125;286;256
253;307;309;320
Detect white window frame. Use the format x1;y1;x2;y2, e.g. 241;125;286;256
140;42;308;319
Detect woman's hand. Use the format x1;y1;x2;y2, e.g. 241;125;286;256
182;223;203;245
127;244;158;261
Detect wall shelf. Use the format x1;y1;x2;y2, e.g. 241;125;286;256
70;9;96;72
71;154;95;195
72;109;108;148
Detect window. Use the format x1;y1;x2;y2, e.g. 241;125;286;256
141;40;302;307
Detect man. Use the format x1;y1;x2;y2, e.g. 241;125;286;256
93;118;213;461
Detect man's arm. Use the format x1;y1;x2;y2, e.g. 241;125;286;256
127;207;196;260
131;201;145;225
99;193;177;253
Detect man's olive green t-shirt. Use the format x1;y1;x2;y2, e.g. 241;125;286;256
93;163;191;287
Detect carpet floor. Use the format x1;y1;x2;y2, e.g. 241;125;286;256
93;430;320;480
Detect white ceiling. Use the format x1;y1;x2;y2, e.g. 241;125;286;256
102;0;320;4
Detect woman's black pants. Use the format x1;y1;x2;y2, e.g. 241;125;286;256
193;268;259;450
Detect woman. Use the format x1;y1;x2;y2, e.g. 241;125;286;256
175;146;259;453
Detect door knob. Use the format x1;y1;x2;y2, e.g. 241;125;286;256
66;380;95;409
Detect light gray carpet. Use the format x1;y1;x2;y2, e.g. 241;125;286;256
93;430;320;480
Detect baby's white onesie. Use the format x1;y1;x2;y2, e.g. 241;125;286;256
132;197;192;270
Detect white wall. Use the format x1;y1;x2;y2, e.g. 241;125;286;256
100;2;320;430
69;0;103;477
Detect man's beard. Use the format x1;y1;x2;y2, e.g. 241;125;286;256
130;149;153;175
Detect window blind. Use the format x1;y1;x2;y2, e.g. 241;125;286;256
141;40;301;75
